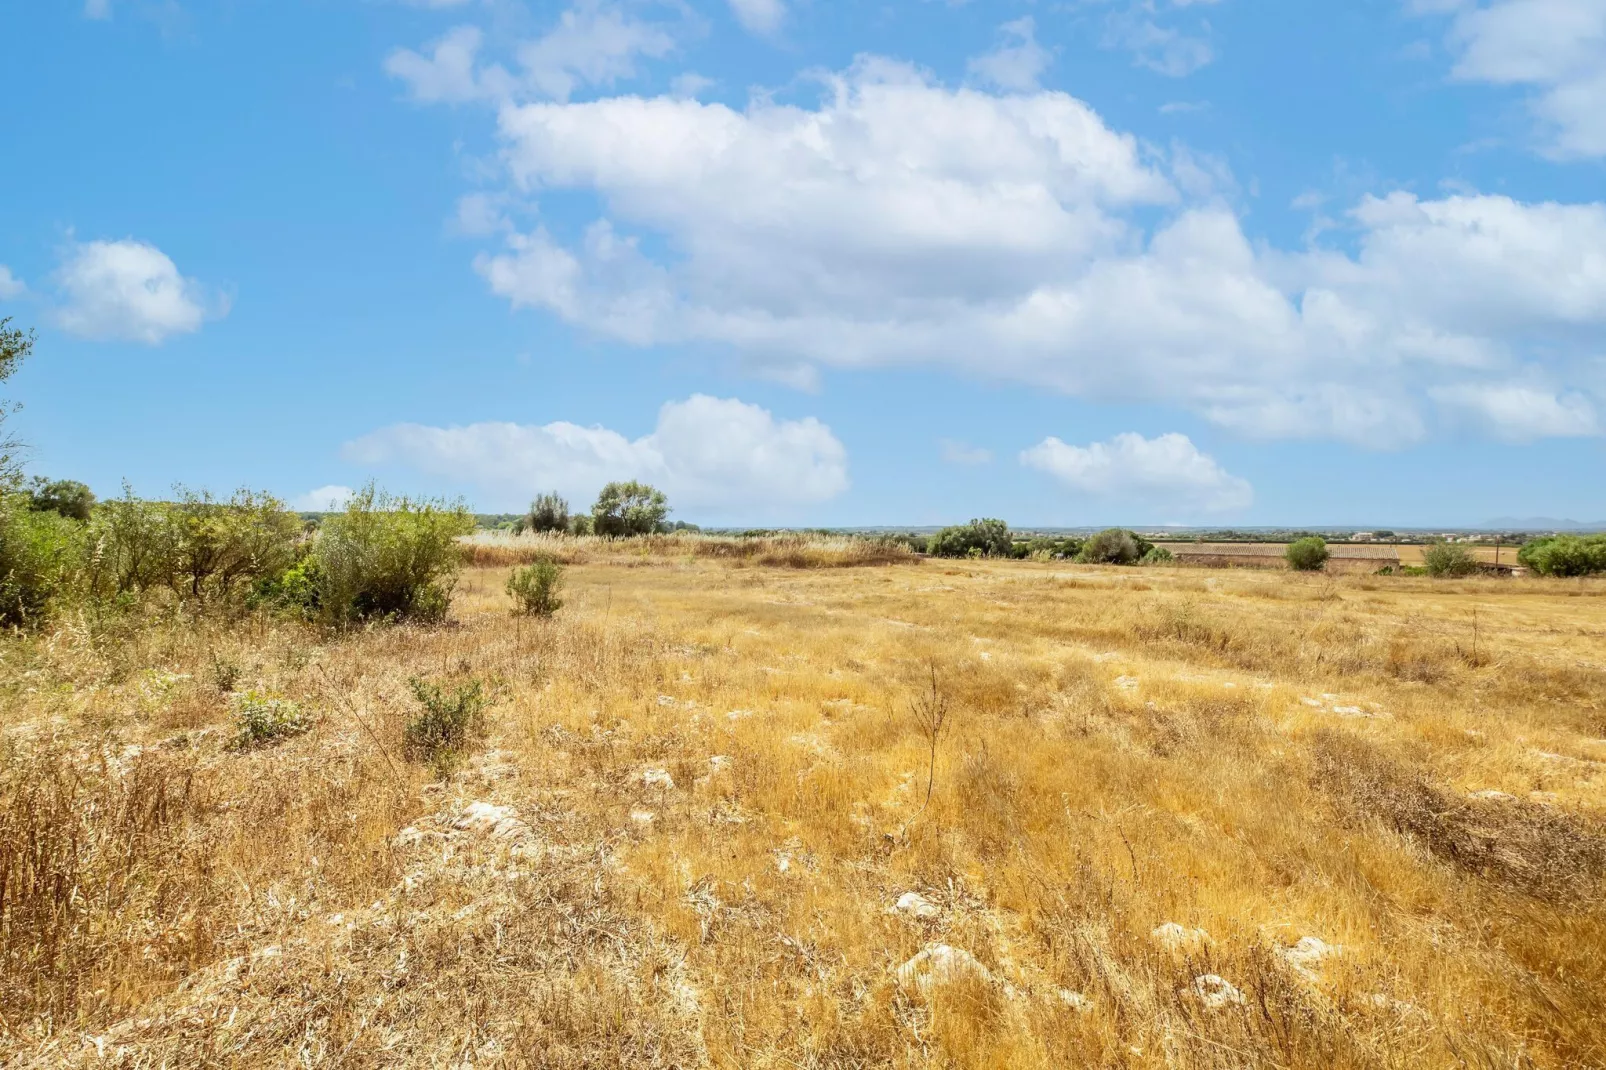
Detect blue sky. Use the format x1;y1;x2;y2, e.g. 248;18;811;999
2;0;1603;527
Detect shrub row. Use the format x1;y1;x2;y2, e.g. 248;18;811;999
0;482;472;629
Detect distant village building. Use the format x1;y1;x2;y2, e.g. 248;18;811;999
1167;543;1402;572
1352;532;1376;542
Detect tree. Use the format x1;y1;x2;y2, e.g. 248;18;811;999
0;318;36;486
1078;528;1144;565
1286;536;1330;572
1422;541;1479;578
516;492;570;534
1518;534;1606;577
591;481;669;537
28;478;96;521
928;518;1012;558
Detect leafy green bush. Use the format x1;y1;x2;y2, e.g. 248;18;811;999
1139;545;1175;566
929;518;1013;558
28;478;95;521
569;513;594;536
404;676;488;774
0;496;86;627
1286;536;1330;572
515;492;570;535
591;481;669;537
507;558;564;616
229;691;312;749
1077;528;1151;565
1518;534;1606;577
1018;536;1083;561
297;485;474;625
1423;541;1479;578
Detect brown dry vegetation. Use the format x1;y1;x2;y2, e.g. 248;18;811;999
2;556;1604;1068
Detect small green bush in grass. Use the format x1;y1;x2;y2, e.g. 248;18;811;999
1286;536;1330;572
507;558;564;616
1423;541;1479;578
404;676;488;775
230;691;311;749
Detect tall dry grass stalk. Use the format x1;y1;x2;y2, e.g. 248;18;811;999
1;559;1603;1067
458;530;917;569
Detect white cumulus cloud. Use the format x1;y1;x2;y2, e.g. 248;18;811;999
968;17;1053;92
292;485;357;512
1430;382;1600;439
463;58;1606;446
1021;432;1253;512
343;395;848;515
53;239;219;344
386;2;677;105
1423;0;1606;158
0;266;25;301
728;0;786;36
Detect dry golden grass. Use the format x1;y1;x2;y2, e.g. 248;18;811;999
2;559;1604;1068
460;530;917;569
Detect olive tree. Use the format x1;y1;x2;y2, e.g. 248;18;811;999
591;481;669;537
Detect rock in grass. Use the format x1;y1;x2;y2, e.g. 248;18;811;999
896;944;992;994
1191;974;1246;1009
891;891;940;919
1151;922;1210;953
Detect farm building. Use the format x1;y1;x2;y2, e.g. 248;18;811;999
1166;543;1402;572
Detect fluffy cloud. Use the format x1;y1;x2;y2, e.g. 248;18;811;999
1423;0;1606;158
292;485;356;512
343;395;848;514
728;0;786;36
386;2;677;104
1429;382;1600;439
968;18;1053;92
0;266;24;301
463;59;1606;445
1021;432;1253;511
53;239;219;344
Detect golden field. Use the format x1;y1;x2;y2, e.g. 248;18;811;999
3;549;1605;1068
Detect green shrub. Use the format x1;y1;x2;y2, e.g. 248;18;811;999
300;485;474;625
1140;545;1175;566
1286;536;1330;572
28;478;95;521
569;513;594;536
229;691;311;749
1422;541;1479;578
168;488;301;601
1518;534;1606;577
404;676;488;774
507;558;564;616
592;481;669;537
515;492;570;535
0;496;86;627
929;518;1013;558
1078;528;1150;565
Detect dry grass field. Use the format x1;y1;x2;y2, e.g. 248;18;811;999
3;551;1605;1068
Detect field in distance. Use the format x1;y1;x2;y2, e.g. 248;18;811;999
2;551;1604;1068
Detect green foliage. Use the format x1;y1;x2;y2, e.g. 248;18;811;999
1286;536;1331;572
515;492;570;535
929;518;1013;558
569;513;594;536
0;318;35;486
1015;536;1083;561
1139;545;1175;566
1077;528;1151;565
507;558;564;617
1422;541;1479;578
27;478;95;521
591;481;669;537
298;485;474;625
229;691;311;749
404;676;488;774
1518;534;1606;577
0;496;86;628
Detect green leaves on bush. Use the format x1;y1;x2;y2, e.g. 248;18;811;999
515;492;570;535
0;496;86;627
929;518;1013;558
591;481;669;537
1422;541;1479;578
1518;534;1606;577
294;485;474;625
507;558;564;617
27;478;95;521
229;691;312;749
1077;528;1153;565
1286;536;1330;572
404;676;488;775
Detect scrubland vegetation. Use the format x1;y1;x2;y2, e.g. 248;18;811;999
2;519;1604;1068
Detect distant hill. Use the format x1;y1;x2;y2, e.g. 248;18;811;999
1482;517;1606;532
